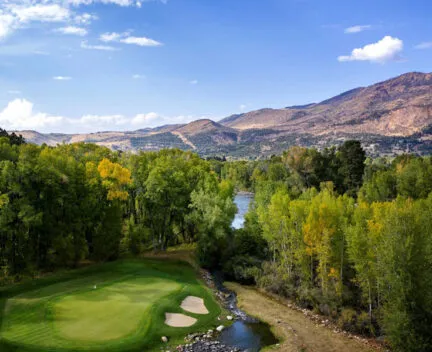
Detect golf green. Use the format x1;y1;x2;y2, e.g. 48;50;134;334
0;259;221;351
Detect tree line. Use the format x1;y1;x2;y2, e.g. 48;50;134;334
0;134;235;283
216;143;432;352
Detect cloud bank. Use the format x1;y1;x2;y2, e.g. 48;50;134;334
338;36;403;63
0;98;205;134
0;0;163;41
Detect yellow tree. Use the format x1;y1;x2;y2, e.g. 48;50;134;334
303;183;353;296
97;158;132;201
260;189;292;272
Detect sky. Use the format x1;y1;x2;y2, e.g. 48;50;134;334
0;0;431;133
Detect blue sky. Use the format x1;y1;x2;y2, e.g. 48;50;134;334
0;0;431;133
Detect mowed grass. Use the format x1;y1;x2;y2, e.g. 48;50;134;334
55;278;179;342
0;259;221;352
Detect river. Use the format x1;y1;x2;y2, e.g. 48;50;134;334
232;192;254;230
217;193;278;351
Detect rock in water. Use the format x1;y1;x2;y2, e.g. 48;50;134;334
216;325;224;332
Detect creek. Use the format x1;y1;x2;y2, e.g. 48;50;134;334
216;193;278;351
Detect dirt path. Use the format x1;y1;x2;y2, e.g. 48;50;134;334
172;131;197;150
226;283;377;352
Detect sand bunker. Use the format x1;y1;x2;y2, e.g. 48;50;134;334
164;313;197;327
180;296;209;315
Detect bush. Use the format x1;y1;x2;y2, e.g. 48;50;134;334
338;308;357;332
222;255;261;284
256;261;296;298
221;228;268;283
356;311;375;336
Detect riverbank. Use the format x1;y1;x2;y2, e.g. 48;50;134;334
226;283;382;352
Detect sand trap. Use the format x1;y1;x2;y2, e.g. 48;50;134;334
180;296;209;315
165;313;197;327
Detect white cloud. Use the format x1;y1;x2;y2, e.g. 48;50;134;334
11;4;70;23
338;36;403;63
132;74;146;79
68;0;166;6
0;3;71;41
0;0;154;41
56;26;87;36
239;104;247;111
415;42;432;50
53;76;72;80
68;0;137;6
344;25;372;34
77;114;129;128
0;98;208;134
8;90;21;95
74;12;98;25
81;40;119;51
100;31;162;47
0;99;64;130
0;14;15;40
189;80;198;85
131;112;159;125
121;36;162;46
100;32;124;42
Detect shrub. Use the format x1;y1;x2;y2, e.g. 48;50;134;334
338;308;357;332
356;311;376;336
256;261;296;298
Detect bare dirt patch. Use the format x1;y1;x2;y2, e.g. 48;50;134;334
226;283;380;352
181;296;209;315
165;313;197;328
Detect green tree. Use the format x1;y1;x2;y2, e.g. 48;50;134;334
337;140;366;196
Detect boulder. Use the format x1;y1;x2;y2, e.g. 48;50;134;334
216;325;224;332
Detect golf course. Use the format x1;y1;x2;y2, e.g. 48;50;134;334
0;259;221;352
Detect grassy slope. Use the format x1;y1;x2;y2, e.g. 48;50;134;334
0;259;221;352
226;283;375;352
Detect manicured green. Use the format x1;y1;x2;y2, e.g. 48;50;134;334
0;259;221;352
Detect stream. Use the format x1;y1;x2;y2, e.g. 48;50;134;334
216;193;278;352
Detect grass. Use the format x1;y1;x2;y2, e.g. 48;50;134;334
0;258;221;352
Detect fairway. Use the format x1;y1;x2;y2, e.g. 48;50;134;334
0;259;221;352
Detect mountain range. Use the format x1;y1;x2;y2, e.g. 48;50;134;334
17;72;432;158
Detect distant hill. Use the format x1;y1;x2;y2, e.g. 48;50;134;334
220;72;432;136
17;72;432;158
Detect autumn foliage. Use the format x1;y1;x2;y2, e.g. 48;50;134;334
98;158;131;201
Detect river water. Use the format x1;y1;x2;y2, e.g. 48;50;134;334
232;192;254;230
217;193;278;351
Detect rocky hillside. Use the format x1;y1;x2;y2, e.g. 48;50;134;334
220;72;432;136
17;72;432;158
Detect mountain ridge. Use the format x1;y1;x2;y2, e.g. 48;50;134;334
15;71;432;158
